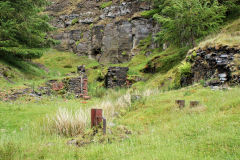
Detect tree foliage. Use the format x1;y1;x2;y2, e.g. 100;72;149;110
153;0;226;47
0;0;54;59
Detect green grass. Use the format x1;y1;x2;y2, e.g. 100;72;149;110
100;1;112;9
0;86;239;159
1;17;240;160
0;49;100;90
34;49;99;79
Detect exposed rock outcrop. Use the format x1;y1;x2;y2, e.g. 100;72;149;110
47;0;158;63
182;46;240;87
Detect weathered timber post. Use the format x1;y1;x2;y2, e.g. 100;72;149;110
103;117;106;135
91;109;106;134
190;101;200;107
175;100;185;109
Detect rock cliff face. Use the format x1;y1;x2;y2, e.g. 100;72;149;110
46;0;158;63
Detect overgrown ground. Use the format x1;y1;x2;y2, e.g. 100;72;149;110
0;85;240;159
1;18;240;160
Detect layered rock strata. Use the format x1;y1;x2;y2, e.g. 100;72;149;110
47;0;158;63
182;46;240;87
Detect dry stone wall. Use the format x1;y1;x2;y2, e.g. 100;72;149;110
105;67;129;88
64;65;89;97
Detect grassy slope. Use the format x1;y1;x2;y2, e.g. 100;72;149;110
0;49;100;90
196;18;240;49
0;18;240;160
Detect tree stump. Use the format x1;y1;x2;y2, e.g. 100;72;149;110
175;100;185;109
190;101;200;107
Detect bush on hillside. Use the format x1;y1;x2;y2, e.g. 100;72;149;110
153;0;226;47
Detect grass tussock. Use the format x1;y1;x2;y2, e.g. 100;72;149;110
0;142;19;160
45;108;88;137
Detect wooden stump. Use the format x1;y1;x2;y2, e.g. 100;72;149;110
175;100;185;109
190;101;200;107
103;118;106;135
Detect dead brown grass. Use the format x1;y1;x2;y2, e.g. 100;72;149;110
198;18;240;49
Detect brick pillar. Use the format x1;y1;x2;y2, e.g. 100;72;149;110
83;77;88;97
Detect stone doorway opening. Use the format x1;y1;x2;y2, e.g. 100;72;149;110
92;48;102;61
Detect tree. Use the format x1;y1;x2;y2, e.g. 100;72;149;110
218;0;240;17
153;0;226;47
0;0;54;60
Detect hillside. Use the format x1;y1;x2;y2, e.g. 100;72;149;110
1;0;240;160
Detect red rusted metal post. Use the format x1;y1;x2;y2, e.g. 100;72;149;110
91;109;103;128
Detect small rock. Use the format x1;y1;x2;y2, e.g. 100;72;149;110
220;77;227;81
109;122;115;127
218;73;227;78
211;86;219;90
220;54;228;58
67;139;77;146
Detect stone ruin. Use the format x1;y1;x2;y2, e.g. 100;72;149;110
182;46;240;87
65;65;89;98
105;67;129;88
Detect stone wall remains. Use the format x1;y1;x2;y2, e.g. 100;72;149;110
105;67;129;88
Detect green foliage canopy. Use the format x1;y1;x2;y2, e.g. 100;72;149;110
0;0;54;59
153;0;226;47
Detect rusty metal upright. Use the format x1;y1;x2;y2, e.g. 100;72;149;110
91;109;107;134
91;109;103;128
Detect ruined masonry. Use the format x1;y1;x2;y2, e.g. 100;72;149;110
105;67;129;88
65;65;89;98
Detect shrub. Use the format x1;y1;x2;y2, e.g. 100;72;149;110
153;0;226;46
179;62;191;76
